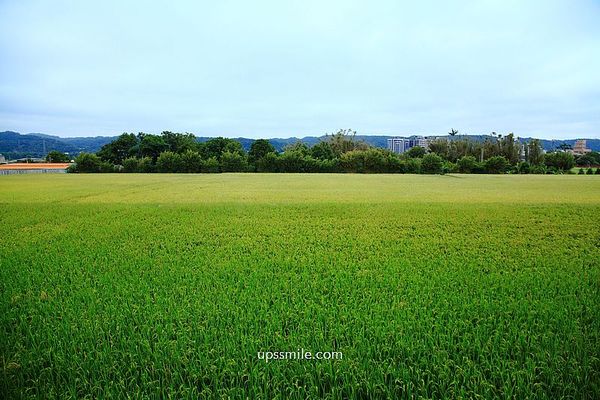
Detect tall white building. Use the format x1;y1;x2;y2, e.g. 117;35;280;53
387;138;411;154
387;136;429;154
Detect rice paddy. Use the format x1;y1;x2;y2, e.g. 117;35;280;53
1;174;599;398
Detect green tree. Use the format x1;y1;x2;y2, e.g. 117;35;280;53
310;141;336;160
385;152;405;173
576;151;600;167
405;158;421;173
530;164;547;174
161;131;198;154
98;162;115;173
46;150;70;163
317;158;340;173
98;133;138;164
544;151;575;172
71;153;103;173
122;157;140;173
220;151;248;172
256;152;280;172
156;151;183;173
516;161;531;174
137;157;154;173
278;151;309;172
199;138;244;160
180;150;203;173
427;139;449;159
407;146;427;158
363;149;391;173
248;139;276;165
484;156;509;174
526;139;544;166
448;139;478;162
202;157;220;173
456;155;478;173
483;135;503;160
339;150;365;173
325;129;369;156
499;133;520;164
420;153;443;174
442;161;457;174
557;143;572;152
138;134;169;161
283;141;310;156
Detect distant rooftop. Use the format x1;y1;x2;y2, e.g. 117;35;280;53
0;163;71;170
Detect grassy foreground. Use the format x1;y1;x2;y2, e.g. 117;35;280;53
1;174;599;399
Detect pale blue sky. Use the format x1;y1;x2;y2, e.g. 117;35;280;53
1;0;599;139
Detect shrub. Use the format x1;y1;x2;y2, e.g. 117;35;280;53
530;164;547;174
339;151;366;173
310;141;336;161
180;150;203;173
317;158;340;173
99;161;116;173
122;157;140;173
456;156;478;173
220;151;249;172
202;157;220;173
248;139;277;166
586;168;594;175
545;151;575;172
484;156;509;174
71;153;102;173
405;158;421;174
386;155;406;173
516;161;531;174
46;150;70;163
278;151;309;173
256;152;279;172
138;157;154;173
406;146;426;158
421;153;443;174
442;161;456;174
156;151;183;173
362;149;389;173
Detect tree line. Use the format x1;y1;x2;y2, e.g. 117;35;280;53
64;129;599;174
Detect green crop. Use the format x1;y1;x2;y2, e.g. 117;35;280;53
1;174;599;399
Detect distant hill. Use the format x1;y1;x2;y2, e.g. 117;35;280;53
1;131;598;160
0;132;116;159
0;131;78;159
27;133;116;154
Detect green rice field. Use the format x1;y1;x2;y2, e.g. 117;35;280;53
1;174;599;398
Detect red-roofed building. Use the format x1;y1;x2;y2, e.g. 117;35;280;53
0;163;71;175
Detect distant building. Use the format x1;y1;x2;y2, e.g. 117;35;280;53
570;139;591;156
387;138;411;154
387;136;429;154
0;154;6;164
0;163;70;175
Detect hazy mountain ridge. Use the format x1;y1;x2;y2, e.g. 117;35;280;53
1;131;598;159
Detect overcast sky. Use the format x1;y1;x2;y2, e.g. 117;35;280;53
1;0;599;139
